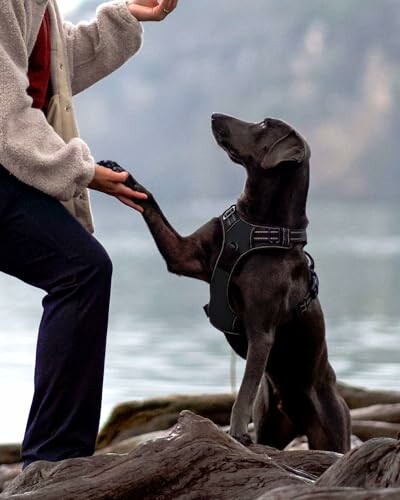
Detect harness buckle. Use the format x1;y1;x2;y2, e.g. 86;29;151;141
280;228;291;247
222;205;236;221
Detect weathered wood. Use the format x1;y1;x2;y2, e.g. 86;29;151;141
285;434;364;451
250;445;341;478
351;420;400;441
96;386;400;450
351;404;400;424
0;464;21;493
95;429;170;455
97;430;338;481
2;412;309;500
337;382;400;410
0;446;20;466
317;437;400;488
96;393;235;449
259;485;400;499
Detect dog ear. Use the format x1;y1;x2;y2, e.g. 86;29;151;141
261;131;310;169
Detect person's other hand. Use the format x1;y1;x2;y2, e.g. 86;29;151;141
127;0;178;22
89;165;147;213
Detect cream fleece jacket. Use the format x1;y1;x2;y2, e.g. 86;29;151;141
0;0;143;203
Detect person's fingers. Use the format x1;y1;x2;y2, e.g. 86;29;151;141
108;170;129;182
117;195;144;213
166;0;176;11
115;183;148;200
96;165;129;182
157;0;174;18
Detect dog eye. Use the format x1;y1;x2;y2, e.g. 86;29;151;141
260;121;267;129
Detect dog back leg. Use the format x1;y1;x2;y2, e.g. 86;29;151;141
301;372;351;453
278;374;351;453
271;313;351;453
229;328;274;442
253;373;297;448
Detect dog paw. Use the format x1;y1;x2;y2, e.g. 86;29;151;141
231;433;253;447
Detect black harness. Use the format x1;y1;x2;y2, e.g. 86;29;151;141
204;205;319;335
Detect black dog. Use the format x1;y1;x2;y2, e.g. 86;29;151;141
101;114;351;452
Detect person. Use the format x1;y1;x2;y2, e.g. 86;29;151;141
0;0;178;468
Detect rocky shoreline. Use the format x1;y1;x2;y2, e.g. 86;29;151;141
1;381;400;499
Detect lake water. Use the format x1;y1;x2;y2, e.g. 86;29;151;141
0;197;399;443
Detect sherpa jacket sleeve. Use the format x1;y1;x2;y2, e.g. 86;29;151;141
0;1;95;201
63;1;143;96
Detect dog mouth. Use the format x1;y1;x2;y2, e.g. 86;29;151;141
221;141;242;163
211;115;243;163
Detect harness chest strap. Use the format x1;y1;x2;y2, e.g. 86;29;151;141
204;205;315;336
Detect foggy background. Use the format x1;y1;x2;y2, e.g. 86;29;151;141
71;0;400;202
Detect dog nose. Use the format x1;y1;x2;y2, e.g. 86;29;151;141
211;114;230;137
212;113;227;122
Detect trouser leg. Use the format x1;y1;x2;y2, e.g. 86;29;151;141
0;167;112;465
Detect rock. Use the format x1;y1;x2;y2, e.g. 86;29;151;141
1;412;309;500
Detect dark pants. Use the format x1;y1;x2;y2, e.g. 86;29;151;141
0;166;112;467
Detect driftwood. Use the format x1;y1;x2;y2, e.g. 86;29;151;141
97;385;400;451
351;420;400;441
95;428;171;456
351;404;400;424
2;413;400;499
3;383;400;470
0;465;21;493
337;382;400;410
96;393;235;449
1;412;310;500
249;445;340;478
259;485;400;499
317;437;400;488
0;447;21;466
260;438;400;498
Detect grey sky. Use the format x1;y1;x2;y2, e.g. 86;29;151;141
58;0;83;15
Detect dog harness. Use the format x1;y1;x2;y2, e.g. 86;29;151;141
204;205;319;335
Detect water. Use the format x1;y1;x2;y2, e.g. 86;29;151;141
0;197;399;443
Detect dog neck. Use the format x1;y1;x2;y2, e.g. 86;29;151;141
237;162;310;229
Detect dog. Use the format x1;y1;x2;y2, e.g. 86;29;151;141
101;114;351;452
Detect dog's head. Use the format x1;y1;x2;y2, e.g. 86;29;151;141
211;114;310;170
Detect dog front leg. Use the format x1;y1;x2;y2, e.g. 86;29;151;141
230;330;274;443
140;193;215;282
100;162;213;281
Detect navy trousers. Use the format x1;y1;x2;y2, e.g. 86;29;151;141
0;165;112;466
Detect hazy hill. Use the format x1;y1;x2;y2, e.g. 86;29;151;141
70;0;400;202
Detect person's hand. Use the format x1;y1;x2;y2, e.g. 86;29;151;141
127;0;178;22
88;165;147;213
